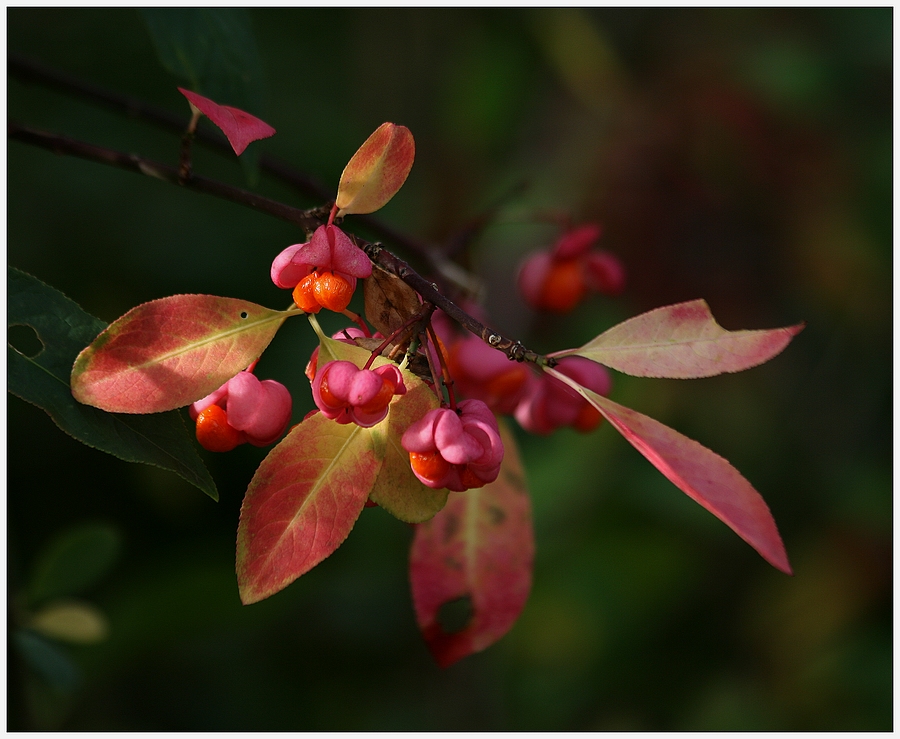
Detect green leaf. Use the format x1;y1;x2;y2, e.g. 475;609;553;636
309;318;390;369
8;268;218;500
141;8;270;183
71;294;293;414
27;523;121;606
140;8;266;115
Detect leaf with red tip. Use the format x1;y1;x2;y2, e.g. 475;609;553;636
236;412;384;604
179;87;276;156
71;295;294;413
544;367;792;574
410;422;534;667
335;122;415;217
552;299;804;378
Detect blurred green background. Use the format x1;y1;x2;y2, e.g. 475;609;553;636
7;8;891;730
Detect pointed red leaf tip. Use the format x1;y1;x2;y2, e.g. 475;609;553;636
410;423;534;667
552;299;805;379
544;367;792;575
178;88;276;156
335;122;415;217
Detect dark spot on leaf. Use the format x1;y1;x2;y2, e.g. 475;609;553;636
240;311;249;319
437;595;473;634
444;556;463;571
8;324;44;358
488;505;506;525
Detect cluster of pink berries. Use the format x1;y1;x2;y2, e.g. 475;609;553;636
442;319;613;436
191;219;623;494
312;360;406;428
518;223;625;314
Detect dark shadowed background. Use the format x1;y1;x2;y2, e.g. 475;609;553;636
7;7;892;730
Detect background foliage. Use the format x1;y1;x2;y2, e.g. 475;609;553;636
7;7;891;730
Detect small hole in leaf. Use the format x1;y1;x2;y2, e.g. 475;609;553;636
437;595;473;634
9;324;44;358
240;311;249;319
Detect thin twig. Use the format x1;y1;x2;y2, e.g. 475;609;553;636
8;119;551;367
8;53;436;259
360;242;550;367
8;121;321;231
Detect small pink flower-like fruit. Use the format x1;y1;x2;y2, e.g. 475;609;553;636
190;371;293;451
312;360;406;428
514;356;611;436
401;399;504;492
517;223;625;314
271;224;372;313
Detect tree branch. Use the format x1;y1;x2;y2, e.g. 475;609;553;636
8;119;550;367
360;242;550;366
8;53;438;262
8;121;322;231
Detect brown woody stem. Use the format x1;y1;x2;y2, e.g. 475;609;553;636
179;108;201;183
360;242;552;367
8;53;437;260
364;302;434;371
8;118;552;368
8;121;322;231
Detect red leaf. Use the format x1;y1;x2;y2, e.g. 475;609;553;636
179;88;276;156
545;367;792;574
410;422;534;667
335;122;415;217
71;295;292;413
552;299;804;378
236;412;383;604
